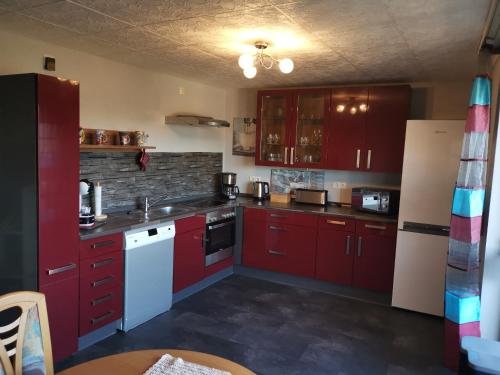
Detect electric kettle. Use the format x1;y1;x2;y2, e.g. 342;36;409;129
253;181;270;200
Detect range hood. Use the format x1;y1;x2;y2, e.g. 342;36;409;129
165;115;230;128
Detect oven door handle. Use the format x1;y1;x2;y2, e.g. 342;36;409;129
208;221;234;230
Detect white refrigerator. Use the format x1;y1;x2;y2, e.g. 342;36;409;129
391;120;465;316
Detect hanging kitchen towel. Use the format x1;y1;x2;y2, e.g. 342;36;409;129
139;149;150;171
143;353;231;375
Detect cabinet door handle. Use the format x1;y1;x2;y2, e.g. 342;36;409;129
269;225;287;231
92;276;113;287
326;220;345;226
367;149;372;169
270;213;287;218
268;249;286;256
356;149;361;169
47;263;76;276
91;239;115;249
91;310;114;325
91;293;113;306
290;147;294;165
345;235;351;255
357;236;363;257
91;258;114;269
365;224;386;230
284;147;288;165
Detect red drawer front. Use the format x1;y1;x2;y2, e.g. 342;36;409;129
175;215;206;234
80;233;123;260
80;256;123;301
356;221;397;236
266;210;318;227
244;207;267;221
79;285;123;336
318;216;355;232
80;251;123;279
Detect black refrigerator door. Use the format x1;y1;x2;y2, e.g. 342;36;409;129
0;74;38;294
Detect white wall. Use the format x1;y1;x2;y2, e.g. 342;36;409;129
0;29;227;153
480;54;500;341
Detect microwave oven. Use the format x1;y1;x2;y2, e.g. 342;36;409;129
351;187;400;216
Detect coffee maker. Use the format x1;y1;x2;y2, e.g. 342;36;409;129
221;172;240;200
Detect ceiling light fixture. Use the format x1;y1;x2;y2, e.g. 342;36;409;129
238;41;294;79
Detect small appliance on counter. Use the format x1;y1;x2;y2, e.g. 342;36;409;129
221;172;240;200
351;187;400;215
295;188;328;206
253;181;270;200
79;179;96;228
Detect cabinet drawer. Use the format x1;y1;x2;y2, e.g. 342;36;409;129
175;215;205;234
318;216;355;231
79;285;123;336
80;260;122;301
356;221;397;236
266;210;318;227
80;233;123;260
80;251;123;279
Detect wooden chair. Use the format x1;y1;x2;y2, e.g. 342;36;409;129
0;292;53;375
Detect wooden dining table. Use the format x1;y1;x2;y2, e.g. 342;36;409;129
57;349;256;375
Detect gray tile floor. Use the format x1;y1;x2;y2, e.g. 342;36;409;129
56;275;453;375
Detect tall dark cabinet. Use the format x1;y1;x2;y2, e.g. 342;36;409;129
0;73;79;362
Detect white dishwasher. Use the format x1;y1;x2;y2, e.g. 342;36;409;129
122;222;175;332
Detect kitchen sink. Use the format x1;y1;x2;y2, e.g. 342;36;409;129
149;205;189;216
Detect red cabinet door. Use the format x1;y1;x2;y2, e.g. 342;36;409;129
364;85;410;173
40;276;79;363
38;75;79;287
316;228;354;285
255;90;294;166
353;222;397;293
327;87;368;170
242;213;267;269
173;228;205;293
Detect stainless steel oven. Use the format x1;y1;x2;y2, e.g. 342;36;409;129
205;207;236;266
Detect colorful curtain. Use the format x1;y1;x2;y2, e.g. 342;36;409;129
444;75;491;371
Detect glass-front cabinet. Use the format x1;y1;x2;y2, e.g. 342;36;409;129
291;89;329;168
255;89;330;168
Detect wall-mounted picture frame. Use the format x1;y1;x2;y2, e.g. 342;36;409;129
232;117;256;156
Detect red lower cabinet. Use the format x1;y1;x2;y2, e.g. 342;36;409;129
173;216;206;293
40;276;79;363
353;221;397;293
316;217;355;285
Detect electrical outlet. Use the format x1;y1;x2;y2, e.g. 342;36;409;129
339;182;347;188
256;176;261;182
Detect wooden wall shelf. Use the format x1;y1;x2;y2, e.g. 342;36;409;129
80;144;156;153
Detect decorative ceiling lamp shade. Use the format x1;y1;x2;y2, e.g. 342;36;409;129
444;75;491;372
238;41;294;79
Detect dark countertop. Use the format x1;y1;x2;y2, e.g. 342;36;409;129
80;196;397;241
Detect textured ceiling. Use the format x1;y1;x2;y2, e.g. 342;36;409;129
0;0;491;88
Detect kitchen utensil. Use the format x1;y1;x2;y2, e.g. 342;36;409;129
253;181;270;200
221;172;237;185
119;131;131;145
270;192;291;203
95;129;108;145
221;172;239;199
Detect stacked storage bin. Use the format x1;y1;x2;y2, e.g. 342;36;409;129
444;75;491;371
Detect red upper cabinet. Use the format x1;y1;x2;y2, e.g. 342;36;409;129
256;90;294;167
327;87;369;170
255;89;330;168
364;85;410;173
38;75;80;287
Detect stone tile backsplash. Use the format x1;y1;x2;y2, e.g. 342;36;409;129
80;152;222;211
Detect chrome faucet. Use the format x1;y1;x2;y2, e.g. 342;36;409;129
143;194;170;220
144;197;150;220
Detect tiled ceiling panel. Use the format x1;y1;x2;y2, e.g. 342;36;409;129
0;0;490;88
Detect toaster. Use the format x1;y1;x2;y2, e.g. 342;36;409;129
294;189;328;206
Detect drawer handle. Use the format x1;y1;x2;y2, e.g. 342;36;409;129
92;276;114;287
357;236;363;257
91;240;116;249
91;293;113;306
92;258;114;269
269;225;287;231
47;263;76;276
365;224;387;230
326;220;346;226
345;235;351;256
91;310;114;325
270;214;287;219
268;249;286;256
